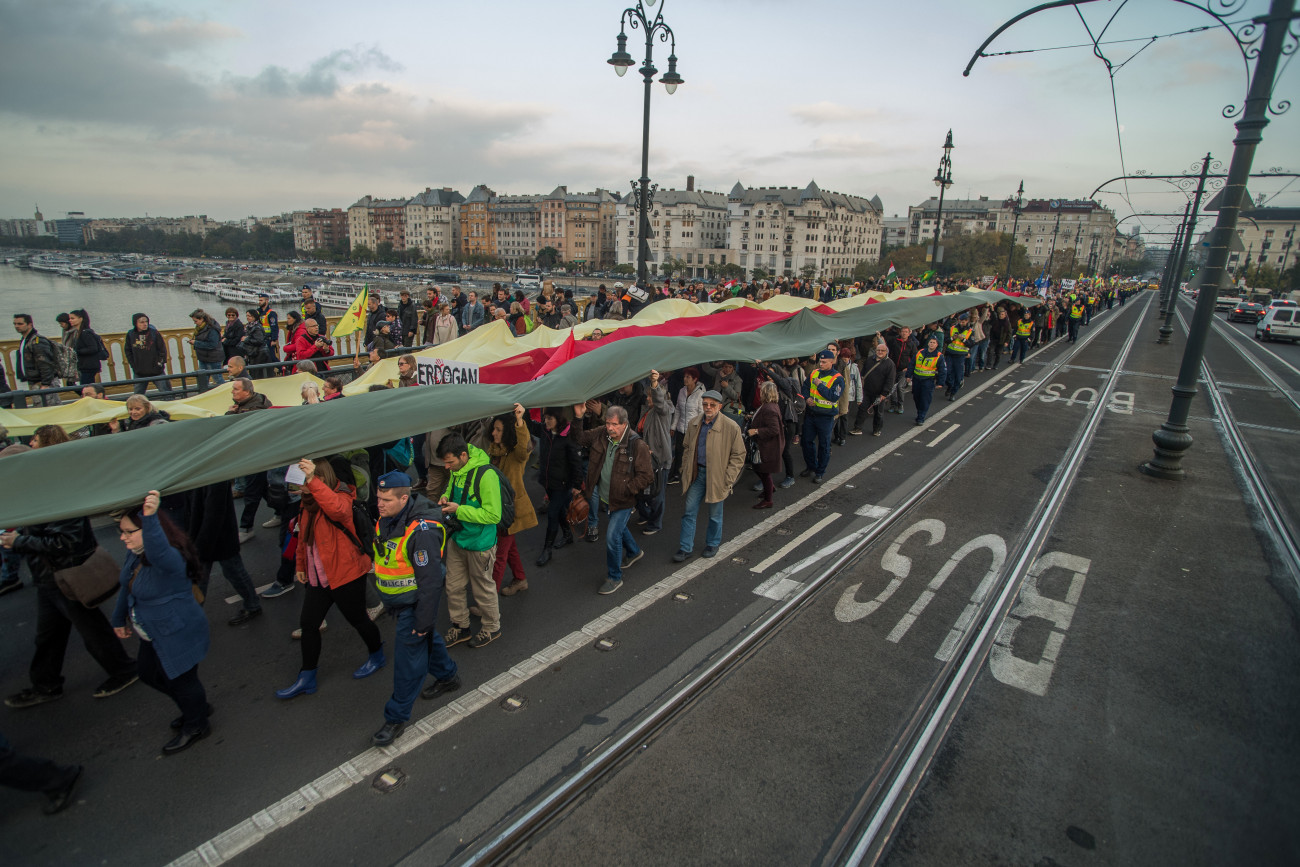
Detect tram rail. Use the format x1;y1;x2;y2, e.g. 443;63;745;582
447;294;1154;867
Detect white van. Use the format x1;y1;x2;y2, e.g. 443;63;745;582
1256;306;1300;343
514;272;542;290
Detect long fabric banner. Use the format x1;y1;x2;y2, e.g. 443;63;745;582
0;289;1037;526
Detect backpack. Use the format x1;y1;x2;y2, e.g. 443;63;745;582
383;437;414;469
52;338;78;381
466;464;515;532
90;330;109;361
322;499;377;557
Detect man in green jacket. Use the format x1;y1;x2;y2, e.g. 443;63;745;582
436;434;503;649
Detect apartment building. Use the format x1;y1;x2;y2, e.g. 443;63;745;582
405;187;465;261
291;208;349;253
347;195;409;253
728;181;883;279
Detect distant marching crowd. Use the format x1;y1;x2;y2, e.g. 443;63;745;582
0;273;1133;812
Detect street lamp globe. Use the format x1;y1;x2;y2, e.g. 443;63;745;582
660;55;683;94
608;32;635;76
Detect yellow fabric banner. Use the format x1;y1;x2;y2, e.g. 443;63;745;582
330;285;369;338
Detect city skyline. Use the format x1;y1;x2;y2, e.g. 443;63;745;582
2;0;1297;240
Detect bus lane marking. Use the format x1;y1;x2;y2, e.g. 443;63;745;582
989;551;1091;696
750;512;840;574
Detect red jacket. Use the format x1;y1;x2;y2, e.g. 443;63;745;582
284;325;335;369
295;477;371;587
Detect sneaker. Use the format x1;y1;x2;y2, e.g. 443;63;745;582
873;431;882;437
5;687;63;709
290;620;327;640
227;607;262;626
585;526;599;543
667;476;681;485
501;579;529;596
262;515;282;529
367;603;386;621
702;546;718;558
751;482;764;492
260;582;294;599
672;549;692;563
812;475;824;484
469;628;500;649
849;429;864;436
0;578;22;597
780;477;796;489
444;624;472;648
237;529;255;544
420;674;462;701
622;549;644;569
93;673;139;699
598;578;623;595
641;527;659;536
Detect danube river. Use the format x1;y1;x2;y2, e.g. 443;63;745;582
0;265;298;332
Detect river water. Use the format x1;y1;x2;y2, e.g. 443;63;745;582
0;265;300;333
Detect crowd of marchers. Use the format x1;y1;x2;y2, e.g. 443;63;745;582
0;273;1135;814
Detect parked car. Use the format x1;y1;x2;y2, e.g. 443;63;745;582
1227;302;1265;323
1256;306;1300;343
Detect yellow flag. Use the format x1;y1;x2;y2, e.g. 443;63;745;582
331;285;369;338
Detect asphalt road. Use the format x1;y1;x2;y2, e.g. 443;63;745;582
2;293;1295;866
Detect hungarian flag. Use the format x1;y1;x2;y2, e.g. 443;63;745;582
331;285;369;338
886;262;896;281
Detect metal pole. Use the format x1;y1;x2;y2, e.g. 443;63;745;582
1044;206;1061;280
1157;216;1185;316
932;185;946;276
635;33;655;289
1141;0;1295;481
1004;181;1023;281
1158;199;1194;337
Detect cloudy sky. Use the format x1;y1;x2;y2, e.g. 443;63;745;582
2;0;1297;246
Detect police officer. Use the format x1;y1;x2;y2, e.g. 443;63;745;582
1068;296;1085;343
255;293;280;362
912;335;948;425
370;471;460;747
943;312;973;401
800;349;844;484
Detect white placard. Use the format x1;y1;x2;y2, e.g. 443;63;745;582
285;465;307;486
414;357;480;386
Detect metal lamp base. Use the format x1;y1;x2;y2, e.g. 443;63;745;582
1140;422;1193;480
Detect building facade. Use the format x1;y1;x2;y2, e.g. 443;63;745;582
292;208;350;253
1004;199;1121;274
614;180;732;280
404;188;465;261
1224;207;1299;279
347;195;409;254
727;181;882;280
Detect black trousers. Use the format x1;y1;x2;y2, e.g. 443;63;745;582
136;640;208;734
853;400;885;434
30;582;136;691
240;470;268;531
543;487;574;547
0;732;77;794
298;578;382;670
781;419;796;479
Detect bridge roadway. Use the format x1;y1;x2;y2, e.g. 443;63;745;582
0;294;1296;866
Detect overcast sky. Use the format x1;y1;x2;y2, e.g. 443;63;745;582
2;0;1296;246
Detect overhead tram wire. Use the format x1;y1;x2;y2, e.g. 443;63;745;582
445;297;1148;867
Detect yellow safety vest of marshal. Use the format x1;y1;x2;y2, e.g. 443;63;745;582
1016;320;1033;337
808;369;841;411
914;352;940;378
1070;304;1084;319
947;326;971;354
259;307;276;341
372;518;446;597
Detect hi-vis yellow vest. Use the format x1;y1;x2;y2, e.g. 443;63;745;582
1070;303;1085;320
808;369;841;411
373;518;446;597
1016;320;1033;337
914;352;940;378
947;326;971;354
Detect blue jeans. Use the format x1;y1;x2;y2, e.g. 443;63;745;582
913;377;937;422
944;354;966;395
586;485;600;532
605;507;639;582
385;601;458;725
800;412;834;475
973;339;989;369
195;361;222;392
678;471;724;554
132;376;172;395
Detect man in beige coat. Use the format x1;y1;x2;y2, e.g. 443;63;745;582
672;390;747;562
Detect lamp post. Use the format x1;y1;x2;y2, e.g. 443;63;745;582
607;0;683;293
1042;201;1062;282
930;130;954;279
1004;179;1024;282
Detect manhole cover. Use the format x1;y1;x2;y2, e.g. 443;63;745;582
500;694;527;713
731;556;747;564
372;767;406;793
595;636;618;652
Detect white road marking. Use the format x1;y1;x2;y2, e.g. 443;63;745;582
855;503;891;520
989;551;1091;696
749;512;841;574
752;576;806;602
835;519;945;623
225;583;277;605
167;345;1035;867
887;534;1006;644
927;424;960;448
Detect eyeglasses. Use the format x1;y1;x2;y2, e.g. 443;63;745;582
118;526;141;538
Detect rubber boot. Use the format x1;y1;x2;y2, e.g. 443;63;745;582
557;521;575;549
275;669;318;699
352;647;386;680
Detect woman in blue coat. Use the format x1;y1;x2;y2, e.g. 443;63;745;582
112;490;212;755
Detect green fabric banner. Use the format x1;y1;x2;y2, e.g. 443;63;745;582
0;290;1035;526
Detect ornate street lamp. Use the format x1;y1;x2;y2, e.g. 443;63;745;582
608;0;682;292
929;130;954;280
1004;180;1024;282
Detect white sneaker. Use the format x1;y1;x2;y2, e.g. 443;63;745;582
237;529;255;544
262;515;282;528
367;603;385;621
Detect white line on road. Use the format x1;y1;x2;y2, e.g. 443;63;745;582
225;583;276;606
749;512;841;574
927;423;960;448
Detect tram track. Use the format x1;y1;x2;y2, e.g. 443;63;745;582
1175;304;1300;594
444;294;1154;867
